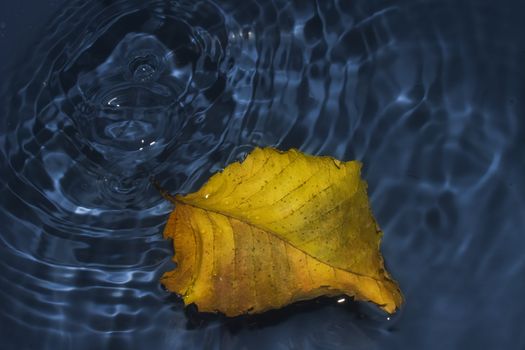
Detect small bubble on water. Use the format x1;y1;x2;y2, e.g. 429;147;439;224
107;97;120;108
133;64;156;82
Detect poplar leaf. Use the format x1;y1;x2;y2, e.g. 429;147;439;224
160;147;403;316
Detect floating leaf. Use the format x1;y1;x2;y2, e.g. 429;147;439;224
160;147;403;316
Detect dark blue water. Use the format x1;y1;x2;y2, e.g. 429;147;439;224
1;0;524;349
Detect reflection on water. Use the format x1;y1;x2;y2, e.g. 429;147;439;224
0;0;524;349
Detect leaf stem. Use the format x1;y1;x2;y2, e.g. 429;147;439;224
150;176;178;203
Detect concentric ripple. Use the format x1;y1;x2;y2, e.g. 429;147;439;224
1;0;525;349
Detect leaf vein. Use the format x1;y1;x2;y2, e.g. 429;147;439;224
184;203;384;283
238;152;301;206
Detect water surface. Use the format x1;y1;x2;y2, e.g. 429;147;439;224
1;0;524;349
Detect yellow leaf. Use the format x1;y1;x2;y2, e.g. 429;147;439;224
160;147;403;316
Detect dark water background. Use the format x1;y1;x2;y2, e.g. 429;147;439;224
1;0;525;349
